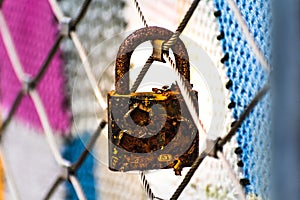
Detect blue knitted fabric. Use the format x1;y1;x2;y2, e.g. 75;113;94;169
214;0;271;198
62;133;97;200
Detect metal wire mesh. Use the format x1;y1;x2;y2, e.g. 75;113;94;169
0;0;110;199
0;0;271;199
130;0;271;199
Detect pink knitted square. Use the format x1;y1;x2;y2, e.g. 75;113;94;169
0;0;71;135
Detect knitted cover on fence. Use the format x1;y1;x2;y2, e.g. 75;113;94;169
0;0;71;134
63;133;97;200
214;0;271;199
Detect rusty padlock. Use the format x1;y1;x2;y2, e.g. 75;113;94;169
107;26;199;175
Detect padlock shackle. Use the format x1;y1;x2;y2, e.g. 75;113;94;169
115;26;190;94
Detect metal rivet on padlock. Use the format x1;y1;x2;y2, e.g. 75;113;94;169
108;26;199;175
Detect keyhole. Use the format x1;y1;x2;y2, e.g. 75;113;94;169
130;107;151;126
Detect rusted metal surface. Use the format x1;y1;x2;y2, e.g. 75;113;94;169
115;26;190;94
108;84;199;175
109;26;198;175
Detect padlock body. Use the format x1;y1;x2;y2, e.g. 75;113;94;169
108;86;199;172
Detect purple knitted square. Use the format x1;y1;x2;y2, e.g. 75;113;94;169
0;0;71;135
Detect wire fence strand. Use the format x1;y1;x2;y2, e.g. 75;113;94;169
131;1;209;199
162;0;201;50
68;175;87;200
32;35;64;86
0;8;68;166
70;120;107;172
170;152;207;200
0;11;25;80
130;56;154;93
43;176;64;200
217;151;246;200
0;0;105;198
0;0;271;199
30;90;69;166
133;0;148;27
71;0;92;28
218;83;270;147
131;0;271;199
0;90;24;134
69;31;107;110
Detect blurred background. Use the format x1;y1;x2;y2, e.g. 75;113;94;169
0;0;298;199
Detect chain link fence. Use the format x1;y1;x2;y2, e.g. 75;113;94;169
0;0;272;199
